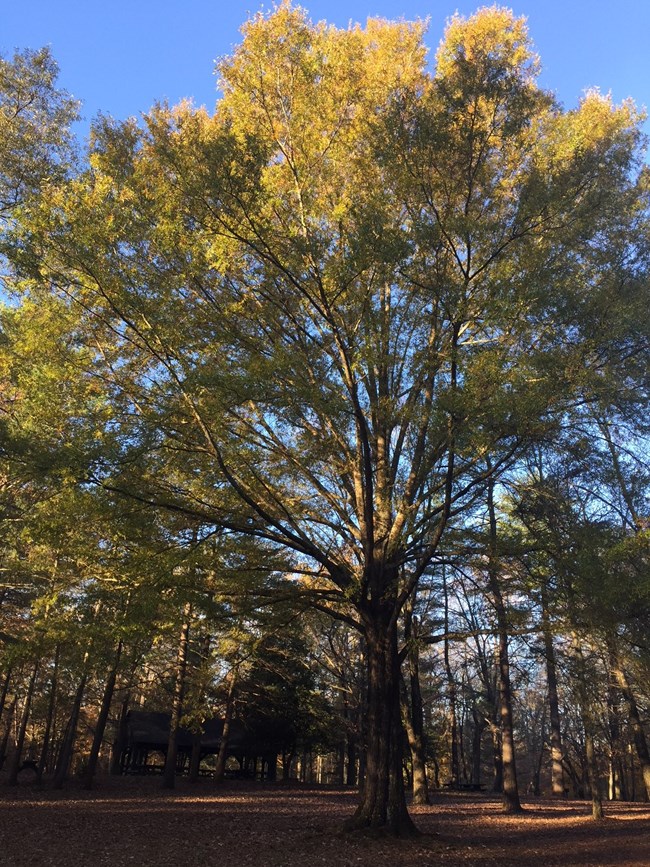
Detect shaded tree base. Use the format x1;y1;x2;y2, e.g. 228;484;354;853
342;810;421;839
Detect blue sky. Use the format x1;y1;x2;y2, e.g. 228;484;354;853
2;0;649;143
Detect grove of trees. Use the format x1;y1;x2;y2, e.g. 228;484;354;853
0;3;648;838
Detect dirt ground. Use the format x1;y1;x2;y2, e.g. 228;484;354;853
0;777;648;867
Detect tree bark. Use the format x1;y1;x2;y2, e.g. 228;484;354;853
401;602;429;805
214;667;237;783
0;668;12;723
7;661;39;786
571;637;603;819
487;478;522;814
344;611;418;836
162;601;192;789
611;654;650;800
0;697;17;771
83;640;123;789
541;586;564;797
110;689;130;775
53;670;88;788
38;645;60;780
443;567;460;787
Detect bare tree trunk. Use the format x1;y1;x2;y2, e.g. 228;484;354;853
471;706;485;788
611;654;650;800
38;646;60;780
110;689;130;775
214;667;237;783
53;670;88;789
487;478;522;814
607;673;625;801
443;566;460;787
572;637;603;820
162;601;192;789
0;668;12;722
188;633;211;783
84;640;123;789
0;697;17;770
541;587;564;797
401;601;429;805
344;607;418;837
7;661;39;786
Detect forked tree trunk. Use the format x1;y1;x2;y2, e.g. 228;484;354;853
344;612;418;837
7;661;39;785
84;640;123;789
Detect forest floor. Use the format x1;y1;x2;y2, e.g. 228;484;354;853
0;776;648;867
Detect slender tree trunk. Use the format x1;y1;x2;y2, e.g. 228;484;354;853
110;689;130;775
0;668;12;722
401;602;429;805
401;677;429;804
443;567;460;787
38;645;60;780
162;602;192;789
83;640;123;789
214;667;237;783
189;731;202;782
0;697;17;770
541;587;564;797
188;633;211;783
487;478;522;814
572;637;603;819
607;673;625;801
344;610;418;836
611;655;650;800
7;661;39;786
471;707;485;788
53;671;88;789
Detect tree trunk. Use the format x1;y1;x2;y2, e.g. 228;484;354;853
471;706;485;788
487;479;522;814
607;673;625;801
443;566;460;787
162;601;191;789
572;637;603;819
38;645;60;780
84;640;123;789
214;667;237;783
0;697;17;770
344;612;418;836
110;689;130;775
7;661;39;786
611;655;650;800
401;603;429;805
541;588;564;797
53;671;88;788
0;668;12;723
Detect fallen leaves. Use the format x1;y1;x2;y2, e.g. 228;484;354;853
0;778;649;866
